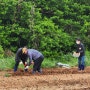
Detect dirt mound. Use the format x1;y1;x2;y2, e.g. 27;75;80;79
11;67;90;76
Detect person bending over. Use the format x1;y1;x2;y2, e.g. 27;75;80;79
27;49;44;74
14;47;28;72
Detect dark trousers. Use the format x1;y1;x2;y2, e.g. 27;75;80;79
14;59;26;72
78;56;85;70
33;55;44;72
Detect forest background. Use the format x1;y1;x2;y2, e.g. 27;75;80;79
0;0;90;69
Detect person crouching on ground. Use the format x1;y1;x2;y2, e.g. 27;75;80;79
76;38;85;71
14;47;28;72
27;49;44;74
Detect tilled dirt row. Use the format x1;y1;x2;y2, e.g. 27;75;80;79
9;67;90;76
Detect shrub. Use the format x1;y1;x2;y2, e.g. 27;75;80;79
4;49;14;57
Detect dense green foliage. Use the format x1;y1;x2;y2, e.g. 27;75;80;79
0;0;90;58
0;45;4;58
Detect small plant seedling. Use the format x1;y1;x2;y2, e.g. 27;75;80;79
4;73;11;77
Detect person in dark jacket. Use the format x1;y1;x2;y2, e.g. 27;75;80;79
76;39;85;71
27;49;44;74
14;47;28;72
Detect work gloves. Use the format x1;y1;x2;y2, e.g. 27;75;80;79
24;66;29;72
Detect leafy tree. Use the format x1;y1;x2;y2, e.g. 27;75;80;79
0;0;90;58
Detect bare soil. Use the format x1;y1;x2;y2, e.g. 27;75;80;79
0;67;90;90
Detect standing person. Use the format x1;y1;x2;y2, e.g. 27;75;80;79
14;47;28;72
27;49;44;74
75;38;85;71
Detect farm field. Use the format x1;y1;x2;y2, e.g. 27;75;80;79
0;67;90;90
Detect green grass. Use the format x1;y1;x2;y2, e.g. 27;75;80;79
0;51;90;70
42;58;57;68
85;51;90;66
0;57;15;70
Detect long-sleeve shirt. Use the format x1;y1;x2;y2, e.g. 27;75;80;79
15;48;28;61
27;49;43;65
76;43;85;57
